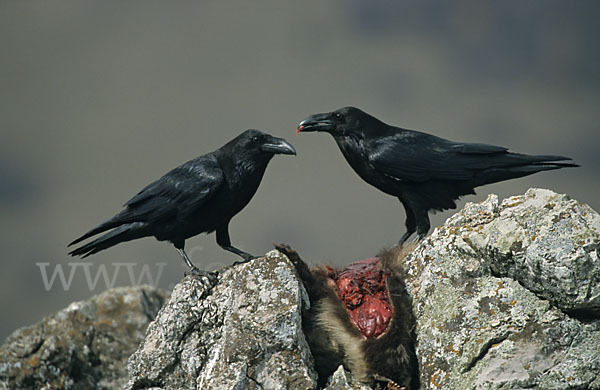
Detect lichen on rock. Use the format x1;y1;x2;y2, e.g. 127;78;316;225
405;188;600;389
126;249;317;390
0;285;168;390
2;188;599;390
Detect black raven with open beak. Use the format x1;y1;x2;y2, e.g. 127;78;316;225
298;106;578;244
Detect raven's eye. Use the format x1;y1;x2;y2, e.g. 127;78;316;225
334;112;342;120
251;136;260;143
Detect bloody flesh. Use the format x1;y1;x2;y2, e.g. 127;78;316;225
327;257;392;338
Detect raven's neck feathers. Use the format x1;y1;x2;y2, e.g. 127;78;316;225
215;146;272;182
358;112;391;136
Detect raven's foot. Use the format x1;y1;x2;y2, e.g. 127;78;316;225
232;255;256;266
185;266;218;286
398;232;427;247
415;231;428;244
398;231;414;246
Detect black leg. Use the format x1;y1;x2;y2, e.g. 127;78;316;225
176;247;196;269
414;208;431;241
174;245;217;282
399;200;417;245
216;225;255;264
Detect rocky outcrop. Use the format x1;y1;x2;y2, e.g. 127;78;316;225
323;366;374;390
126;250;317;389
2;188;599;390
404;188;600;389
0;285;168;390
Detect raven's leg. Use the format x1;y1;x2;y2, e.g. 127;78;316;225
216;225;255;264
173;243;217;280
176;247;196;269
398;200;417;244
414;208;431;241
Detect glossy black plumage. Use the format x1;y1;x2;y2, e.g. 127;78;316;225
298;106;578;243
69;129;296;274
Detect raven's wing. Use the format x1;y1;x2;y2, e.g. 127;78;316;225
124;155;224;222
69;155;224;247
367;131;509;183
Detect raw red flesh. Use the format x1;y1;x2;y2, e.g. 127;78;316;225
328;257;392;338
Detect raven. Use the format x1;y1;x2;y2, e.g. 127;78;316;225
69;129;296;276
298;106;578;243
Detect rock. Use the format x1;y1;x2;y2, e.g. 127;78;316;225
126;249;317;390
323;366;374;390
0;285;168;390
3;188;599;390
404;188;600;389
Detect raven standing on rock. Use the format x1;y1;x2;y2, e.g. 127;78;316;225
69;129;296;277
298;106;578;244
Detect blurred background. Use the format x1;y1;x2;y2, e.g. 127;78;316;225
1;1;599;342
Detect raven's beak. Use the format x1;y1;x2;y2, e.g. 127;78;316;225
261;137;297;155
297;113;334;134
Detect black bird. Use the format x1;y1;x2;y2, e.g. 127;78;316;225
69;129;296;276
298;106;578;243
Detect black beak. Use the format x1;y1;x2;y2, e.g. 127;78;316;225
297;113;334;134
261;136;297;155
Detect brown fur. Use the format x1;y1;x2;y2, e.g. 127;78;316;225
275;243;419;389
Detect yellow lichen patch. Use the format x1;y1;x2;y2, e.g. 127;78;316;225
26;354;39;368
444;344;461;355
531;233;537;241
510;299;517;306
98;318;115;327
505;200;523;208
430;370;449;388
495;281;505;294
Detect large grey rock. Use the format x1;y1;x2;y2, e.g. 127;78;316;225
126;249;317;390
0;285;168;390
3;188;598;390
323;366;374;390
405;188;600;389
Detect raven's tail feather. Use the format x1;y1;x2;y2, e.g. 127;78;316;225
68;222;149;258
68;209;136;247
475;161;578;187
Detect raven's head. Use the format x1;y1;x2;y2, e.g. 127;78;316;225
237;129;297;156
297;106;378;137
